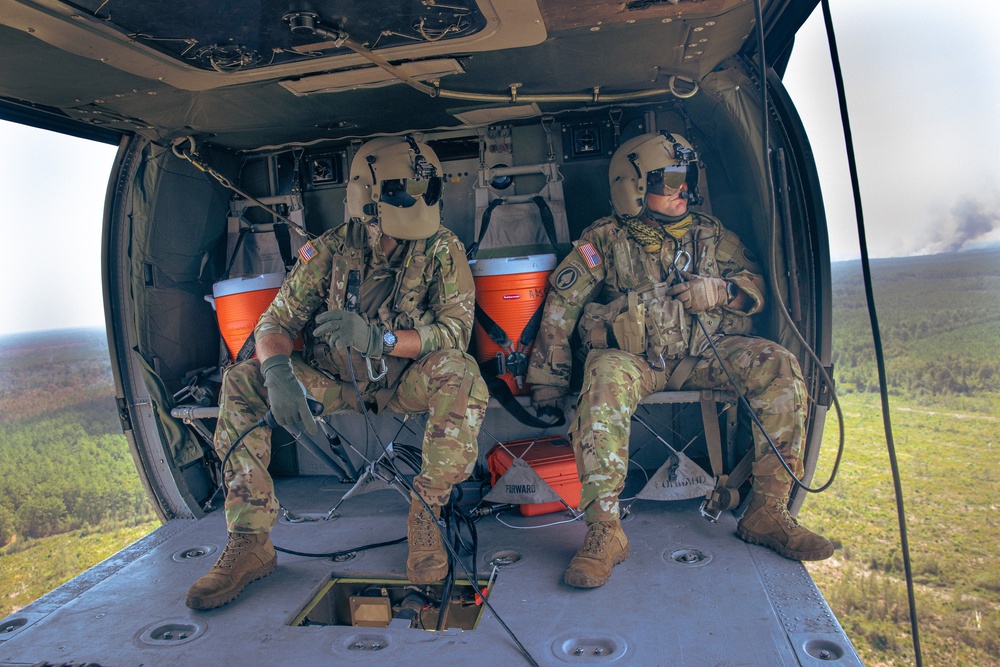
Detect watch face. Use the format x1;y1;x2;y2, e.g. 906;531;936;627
383;330;397;347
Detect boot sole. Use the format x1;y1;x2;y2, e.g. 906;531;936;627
737;526;834;561
185;556;277;610
563;543;631;589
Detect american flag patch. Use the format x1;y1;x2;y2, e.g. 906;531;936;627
298;241;317;263
577;242;602;269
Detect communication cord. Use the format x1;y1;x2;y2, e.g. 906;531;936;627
746;0;845;495
815;0;923;662
343;354;540;667
207;405;411;559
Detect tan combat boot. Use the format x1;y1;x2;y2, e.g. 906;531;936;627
563;519;630;588
185;532;277;610
737;493;834;561
406;498;448;584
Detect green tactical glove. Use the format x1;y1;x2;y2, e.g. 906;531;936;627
260;354;318;435
313;310;385;358
665;270;729;314
531;385;567;413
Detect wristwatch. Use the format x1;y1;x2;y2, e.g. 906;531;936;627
382;328;397;354
725;280;739;304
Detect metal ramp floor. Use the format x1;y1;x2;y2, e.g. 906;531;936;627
0;476;861;666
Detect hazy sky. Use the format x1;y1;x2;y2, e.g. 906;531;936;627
783;0;1000;259
1;0;998;335
0;123;117;336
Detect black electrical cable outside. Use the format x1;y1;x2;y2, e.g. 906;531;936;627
345;354;540;667
818;0;923;663
750;0;845;494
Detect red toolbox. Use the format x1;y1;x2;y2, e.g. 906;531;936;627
487;435;582;516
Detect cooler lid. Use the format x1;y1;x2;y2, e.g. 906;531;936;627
212;272;285;298
469;253;557;277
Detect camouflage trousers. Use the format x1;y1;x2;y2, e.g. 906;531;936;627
214;349;488;533
569;337;807;521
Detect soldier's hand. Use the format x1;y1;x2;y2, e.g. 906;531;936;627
260;354;318;435
313;310;384;358
532;385;567;415
666;271;729;314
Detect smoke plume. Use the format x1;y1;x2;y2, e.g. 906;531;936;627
915;195;1000;255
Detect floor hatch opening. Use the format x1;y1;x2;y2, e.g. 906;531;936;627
292;576;494;631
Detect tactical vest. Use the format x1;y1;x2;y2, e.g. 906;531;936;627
308;221;433;403
577;213;752;365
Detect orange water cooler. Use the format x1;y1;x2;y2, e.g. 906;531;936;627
469;254;557;395
209;273;285;360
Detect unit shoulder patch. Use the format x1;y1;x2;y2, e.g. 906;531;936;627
555;266;579;291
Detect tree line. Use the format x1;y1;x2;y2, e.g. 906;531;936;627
828;249;1000;400
0;330;156;546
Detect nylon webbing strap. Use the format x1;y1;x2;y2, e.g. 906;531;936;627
700;391;724;478
234;333;256;363
467;196;559;261
474;302;512;349
274;223;293;269
474;301;547;351
478;367;566;429
531;195;558;251
519;300;546;347
664;354;699;390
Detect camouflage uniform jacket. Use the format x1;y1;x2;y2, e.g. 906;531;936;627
526;212;766;388
255;220;476;406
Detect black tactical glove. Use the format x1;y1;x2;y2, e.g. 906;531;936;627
261;354;318;435
666;270;729;314
313;310;385;358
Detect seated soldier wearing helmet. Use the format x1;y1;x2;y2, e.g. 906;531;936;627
527;132;833;589
186;136;488;610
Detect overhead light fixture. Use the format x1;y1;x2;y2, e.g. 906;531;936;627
451;103;542;126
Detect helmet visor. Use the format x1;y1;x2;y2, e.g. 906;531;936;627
646;166;687;196
379;177;442;208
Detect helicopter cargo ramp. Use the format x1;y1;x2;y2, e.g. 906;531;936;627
0;478;861;667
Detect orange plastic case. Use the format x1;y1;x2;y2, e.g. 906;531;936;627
487;435;582;516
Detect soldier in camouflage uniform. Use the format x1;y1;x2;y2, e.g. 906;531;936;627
527;133;833;589
186;136;487;610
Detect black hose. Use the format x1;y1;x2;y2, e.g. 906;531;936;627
748;0;844;494
818;0;922;662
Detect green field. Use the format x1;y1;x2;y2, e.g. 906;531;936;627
804;394;999;667
0;521;159;616
803;248;1000;666
1;249;998;665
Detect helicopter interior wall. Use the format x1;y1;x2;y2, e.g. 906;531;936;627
121;76;822;504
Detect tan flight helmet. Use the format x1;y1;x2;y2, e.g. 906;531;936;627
346;135;443;240
608;132;700;219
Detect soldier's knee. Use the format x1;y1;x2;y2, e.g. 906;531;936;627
221;359;264;395
580;349;641;396
421;350;485;399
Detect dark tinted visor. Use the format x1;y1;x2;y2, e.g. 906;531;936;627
646;166;687;195
379;177;442;208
